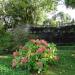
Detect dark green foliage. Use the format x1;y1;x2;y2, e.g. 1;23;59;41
0;26;29;54
65;0;75;8
0;32;13;54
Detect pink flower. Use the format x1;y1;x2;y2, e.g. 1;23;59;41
30;39;36;44
13;51;19;57
40;39;48;46
21;57;28;63
37;47;46;53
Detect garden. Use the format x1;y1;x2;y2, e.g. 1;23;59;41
0;43;75;75
0;27;75;75
0;0;75;75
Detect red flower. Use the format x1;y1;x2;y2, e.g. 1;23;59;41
37;47;46;53
40;39;48;46
30;39;36;43
21;57;28;63
13;51;19;57
53;56;59;61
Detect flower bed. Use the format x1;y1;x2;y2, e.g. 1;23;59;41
12;39;59;73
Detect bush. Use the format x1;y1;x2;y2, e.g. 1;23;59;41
12;39;59;73
0;22;13;54
0;25;30;54
0;20;14;54
0;31;13;54
9;26;30;52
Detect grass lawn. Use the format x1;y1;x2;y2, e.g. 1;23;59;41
0;46;75;75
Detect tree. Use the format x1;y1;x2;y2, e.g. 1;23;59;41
54;12;71;23
65;0;75;8
0;0;59;29
43;12;71;27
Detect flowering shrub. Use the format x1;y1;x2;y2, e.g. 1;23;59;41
12;39;59;73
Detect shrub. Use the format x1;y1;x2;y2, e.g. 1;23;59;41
12;39;59;73
0;32;13;54
10;25;30;51
0;23;30;54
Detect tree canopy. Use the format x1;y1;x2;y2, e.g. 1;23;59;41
65;0;75;8
0;0;59;29
43;12;72;27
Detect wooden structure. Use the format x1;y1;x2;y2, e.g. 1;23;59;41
30;25;75;45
